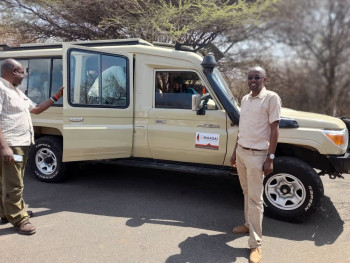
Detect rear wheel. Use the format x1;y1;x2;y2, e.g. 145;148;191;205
263;157;324;222
28;136;66;183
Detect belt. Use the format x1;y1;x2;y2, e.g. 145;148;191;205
240;145;264;151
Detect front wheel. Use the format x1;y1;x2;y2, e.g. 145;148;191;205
263;157;324;223
28;136;66;183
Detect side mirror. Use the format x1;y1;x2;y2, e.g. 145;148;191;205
192;93;211;115
192;94;201;111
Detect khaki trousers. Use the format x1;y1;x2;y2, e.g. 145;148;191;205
0;146;30;226
236;145;267;248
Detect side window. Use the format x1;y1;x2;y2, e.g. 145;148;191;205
51;59;63;104
69;50;128;107
27;59;51;104
155;71;216;110
0;58;63;105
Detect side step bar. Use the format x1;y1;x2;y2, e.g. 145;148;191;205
108;158;237;177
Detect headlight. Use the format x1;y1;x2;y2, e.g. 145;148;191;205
323;128;348;151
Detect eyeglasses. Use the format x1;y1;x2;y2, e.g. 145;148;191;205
248;76;264;80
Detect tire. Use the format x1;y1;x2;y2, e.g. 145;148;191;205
28;136;66;183
263;156;324;223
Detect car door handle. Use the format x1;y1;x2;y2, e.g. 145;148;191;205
155;120;167;124
69;117;84;122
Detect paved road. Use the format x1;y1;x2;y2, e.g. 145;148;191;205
1;163;349;263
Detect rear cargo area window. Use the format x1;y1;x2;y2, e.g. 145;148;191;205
0;58;63;105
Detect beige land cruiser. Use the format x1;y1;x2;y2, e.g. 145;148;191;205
0;39;349;222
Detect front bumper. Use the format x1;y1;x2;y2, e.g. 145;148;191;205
328;152;350;174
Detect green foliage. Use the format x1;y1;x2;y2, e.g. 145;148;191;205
101;0;258;46
0;0;273;48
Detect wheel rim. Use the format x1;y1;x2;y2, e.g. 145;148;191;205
265;173;306;211
35;148;57;175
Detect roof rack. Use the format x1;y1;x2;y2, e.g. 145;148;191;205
0;38;153;51
0;45;11;51
74;38;153;48
195;43;224;61
153;42;195;52
153;41;224;61
0;38;225;61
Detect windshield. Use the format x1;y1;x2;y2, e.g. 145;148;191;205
212;68;239;108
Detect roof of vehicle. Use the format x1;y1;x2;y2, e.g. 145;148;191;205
0;38;193;51
0;38;224;61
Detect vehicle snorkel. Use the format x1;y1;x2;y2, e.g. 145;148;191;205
196;54;240;125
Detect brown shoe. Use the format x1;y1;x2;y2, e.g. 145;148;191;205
0;217;8;224
1;210;33;224
15;220;36;235
250;248;262;263
232;224;249;234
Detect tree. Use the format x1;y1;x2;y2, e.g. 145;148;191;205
0;0;126;42
0;0;269;50
264;0;350;116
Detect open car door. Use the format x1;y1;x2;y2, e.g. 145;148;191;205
62;44;133;162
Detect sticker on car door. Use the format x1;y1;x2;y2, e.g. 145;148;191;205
195;132;220;150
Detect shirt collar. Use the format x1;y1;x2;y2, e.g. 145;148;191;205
0;77;15;90
248;87;267;99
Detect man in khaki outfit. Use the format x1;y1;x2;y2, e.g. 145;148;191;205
230;66;281;263
0;59;63;235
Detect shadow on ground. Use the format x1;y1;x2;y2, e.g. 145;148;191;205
1;162;343;262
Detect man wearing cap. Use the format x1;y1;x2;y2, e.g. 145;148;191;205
230;66;281;263
0;58;64;235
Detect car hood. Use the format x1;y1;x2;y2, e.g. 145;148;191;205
281;108;346;130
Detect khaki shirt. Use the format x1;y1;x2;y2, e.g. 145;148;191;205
0;78;36;146
238;87;281;150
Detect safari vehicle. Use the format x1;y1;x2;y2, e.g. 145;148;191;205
0;39;349;222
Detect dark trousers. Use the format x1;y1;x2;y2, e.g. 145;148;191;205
0;146;30;226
